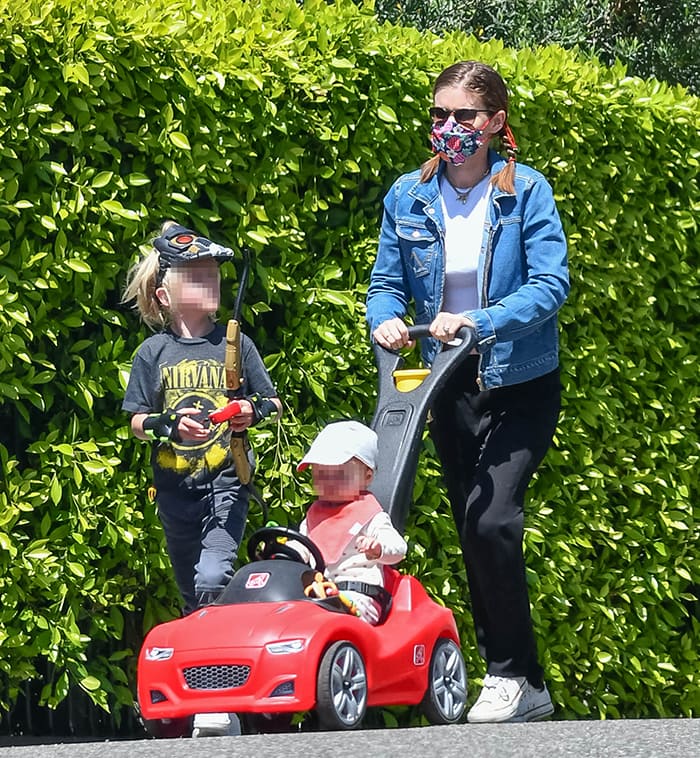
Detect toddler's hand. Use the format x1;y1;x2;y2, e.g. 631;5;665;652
356;536;381;560
343;590;380;624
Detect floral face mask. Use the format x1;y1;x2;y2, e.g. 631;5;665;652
430;117;491;165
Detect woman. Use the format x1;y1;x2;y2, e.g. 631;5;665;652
366;61;569;723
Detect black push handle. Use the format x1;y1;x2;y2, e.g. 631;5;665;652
369;324;477;532
232;246;252;323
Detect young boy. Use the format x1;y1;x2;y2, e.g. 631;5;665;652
122;221;282;616
295;420;407;624
122;221;282;738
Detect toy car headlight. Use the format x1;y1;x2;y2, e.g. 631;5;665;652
265;639;305;655
145;646;174;661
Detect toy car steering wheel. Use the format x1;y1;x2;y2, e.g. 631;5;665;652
247;525;326;574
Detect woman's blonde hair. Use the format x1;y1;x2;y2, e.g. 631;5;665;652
420;61;518;193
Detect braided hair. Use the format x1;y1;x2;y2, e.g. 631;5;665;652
420;61;518;193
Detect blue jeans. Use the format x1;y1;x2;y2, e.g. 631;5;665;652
429;356;561;687
157;479;249;615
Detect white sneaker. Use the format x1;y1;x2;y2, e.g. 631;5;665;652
467;675;554;723
191;712;241;737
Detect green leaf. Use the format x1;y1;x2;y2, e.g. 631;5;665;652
80;676;101;692
100;200;140;220
25;549;52;561
168;132;191;150
377;104;398;123
49;477;62;506
63;62;90;86
245;229;269;244
81;461;108;474
67;561;86;578
65;259;93;274
127;173;151;186
91;171;113;188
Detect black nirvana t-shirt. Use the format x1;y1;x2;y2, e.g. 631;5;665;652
122;325;277;491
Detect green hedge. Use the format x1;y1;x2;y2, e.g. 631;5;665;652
0;0;697;732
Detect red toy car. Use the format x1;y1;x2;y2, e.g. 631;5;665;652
137;525;467;736
138;327;478;736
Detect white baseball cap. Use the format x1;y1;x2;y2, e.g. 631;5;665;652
297;420;378;472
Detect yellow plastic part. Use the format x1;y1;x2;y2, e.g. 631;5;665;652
393;368;431;392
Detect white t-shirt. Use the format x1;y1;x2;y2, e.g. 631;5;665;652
439;173;491;314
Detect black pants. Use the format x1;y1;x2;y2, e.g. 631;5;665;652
429;356;561;687
157;477;249;616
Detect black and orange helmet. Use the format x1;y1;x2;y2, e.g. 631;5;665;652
154;222;235;282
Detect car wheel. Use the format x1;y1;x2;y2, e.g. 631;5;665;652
316;641;367;730
421;638;468;724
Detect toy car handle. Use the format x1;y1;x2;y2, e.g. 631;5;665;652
368;324;476;534
407;324;472;342
209;399;242;425
371;323;476;400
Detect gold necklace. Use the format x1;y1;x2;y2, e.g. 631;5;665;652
443;169;489;203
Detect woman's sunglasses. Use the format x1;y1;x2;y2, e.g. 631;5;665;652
429;107;491;125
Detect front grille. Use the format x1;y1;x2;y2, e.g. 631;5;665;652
183;664;251;690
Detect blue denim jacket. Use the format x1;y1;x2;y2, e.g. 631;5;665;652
366;151;569;389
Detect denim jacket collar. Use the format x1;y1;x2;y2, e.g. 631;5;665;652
408;150;513;207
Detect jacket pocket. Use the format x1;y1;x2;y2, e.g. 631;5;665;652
397;221;435;278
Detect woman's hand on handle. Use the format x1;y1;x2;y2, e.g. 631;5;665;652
429;312;475;343
373;317;412;351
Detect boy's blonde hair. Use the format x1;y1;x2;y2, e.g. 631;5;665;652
121;245;166;330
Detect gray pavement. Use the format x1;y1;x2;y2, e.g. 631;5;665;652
0;719;698;757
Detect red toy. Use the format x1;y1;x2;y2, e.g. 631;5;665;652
137;525;467;735
208;399;242;425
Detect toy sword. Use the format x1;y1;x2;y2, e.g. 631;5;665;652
224;246;252;485
225;318;252;485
